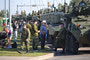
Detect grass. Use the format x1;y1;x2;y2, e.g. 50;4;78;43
0;28;52;57
0;26;3;32
0;17;3;20
0;47;52;57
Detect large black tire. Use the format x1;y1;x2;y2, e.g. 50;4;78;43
65;32;79;54
70;33;79;54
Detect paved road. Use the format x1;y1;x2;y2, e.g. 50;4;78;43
0;56;32;60
0;53;53;60
46;47;90;60
0;47;90;60
46;54;90;60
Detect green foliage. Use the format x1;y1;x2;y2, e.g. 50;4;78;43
0;10;9;18
0;26;4;32
58;3;63;11
70;0;82;6
0;10;4;17
21;10;26;17
0;17;3;20
72;0;82;3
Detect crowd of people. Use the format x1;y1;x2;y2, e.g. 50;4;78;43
0;18;49;54
0;0;89;55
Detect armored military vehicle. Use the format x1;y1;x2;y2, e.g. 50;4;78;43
32;12;65;36
52;1;90;54
32;12;65;45
70;1;90;45
40;12;65;35
57;1;90;54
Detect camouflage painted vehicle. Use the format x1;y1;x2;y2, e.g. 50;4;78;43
71;2;90;46
32;12;65;36
71;15;90;46
53;1;90;54
32;12;65;44
40;12;65;44
71;1;90;16
31;1;90;52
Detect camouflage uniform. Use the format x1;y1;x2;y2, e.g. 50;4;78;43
55;27;66;51
26;23;32;34
32;24;39;50
65;22;80;54
21;28;30;52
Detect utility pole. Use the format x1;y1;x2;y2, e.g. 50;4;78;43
4;0;7;26
9;0;11;29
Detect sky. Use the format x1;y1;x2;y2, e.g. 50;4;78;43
0;0;71;15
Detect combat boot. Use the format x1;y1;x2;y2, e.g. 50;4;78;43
26;50;29;54
17;48;23;54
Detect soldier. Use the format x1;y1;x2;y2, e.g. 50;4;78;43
54;24;66;53
32;20;40;50
26;21;32;34
65;16;80;54
17;23;30;54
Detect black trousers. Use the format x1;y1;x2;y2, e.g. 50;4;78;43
41;34;45;49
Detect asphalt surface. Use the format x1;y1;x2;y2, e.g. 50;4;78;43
46;47;90;60
0;47;90;60
46;54;90;60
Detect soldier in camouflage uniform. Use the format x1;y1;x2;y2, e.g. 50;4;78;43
65;16;80;54
54;24;67;53
26;21;32;34
17;23;30;54
32;20;39;50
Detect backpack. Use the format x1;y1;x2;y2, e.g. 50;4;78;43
12;42;17;48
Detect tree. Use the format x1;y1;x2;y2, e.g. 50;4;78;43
0;10;9;18
24;10;26;16
71;0;82;6
72;0;81;3
21;10;25;17
0;10;4;17
58;3;63;11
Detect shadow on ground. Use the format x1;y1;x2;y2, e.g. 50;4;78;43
53;50;90;56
